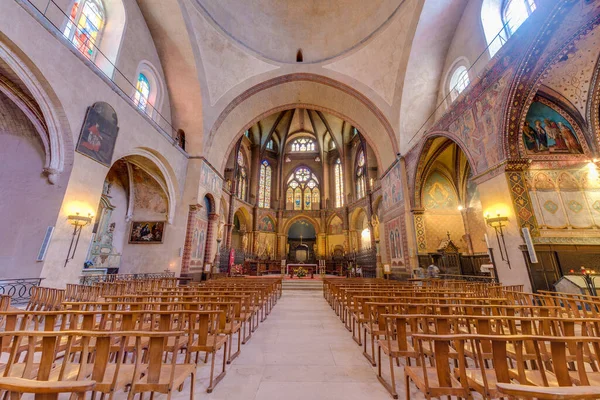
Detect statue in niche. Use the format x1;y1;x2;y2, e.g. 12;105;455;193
242;234;248;252
217;222;224;241
371;214;380;241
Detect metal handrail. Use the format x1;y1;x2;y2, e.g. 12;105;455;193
18;0;185;151
0;278;45;305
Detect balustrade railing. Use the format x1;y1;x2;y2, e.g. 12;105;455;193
0;278;44;305
79;272;175;285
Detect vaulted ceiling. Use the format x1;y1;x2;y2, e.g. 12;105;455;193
136;0;472;171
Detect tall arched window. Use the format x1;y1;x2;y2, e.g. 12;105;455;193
258;160;272;208
266;140;274;150
133;73;150;112
236;151;247;201
503;0;536;36
290;138;316;152
63;0;105;60
286;167;320;210
356;151;366;200
449;66;470;101
334;158;344;208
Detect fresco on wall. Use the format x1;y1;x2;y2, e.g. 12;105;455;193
258;216;275;232
76;102;119;166
132;166;168;214
200;160;224;195
423;171;458;210
385;217;404;267
521;100;583;155
381;162;403;211
526;169;600;234
328;216;343;234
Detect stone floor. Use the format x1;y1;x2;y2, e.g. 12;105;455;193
152;290;422;400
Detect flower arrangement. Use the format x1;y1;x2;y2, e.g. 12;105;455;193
294;267;308;278
232;264;244;276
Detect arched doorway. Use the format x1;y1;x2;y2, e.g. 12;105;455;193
414;136;489;275
287;220;317;263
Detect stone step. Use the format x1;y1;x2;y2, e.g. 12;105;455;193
282;280;323;291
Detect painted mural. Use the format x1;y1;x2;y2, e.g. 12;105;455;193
385;217;404;267
527;168;600;235
200;160;224;195
257;216;275;232
521;100;584;155
423;171;458;210
328;216;343;235
132;166;168;214
381;161;404;212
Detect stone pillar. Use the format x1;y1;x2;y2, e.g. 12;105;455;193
460;208;475;255
181;204;201;275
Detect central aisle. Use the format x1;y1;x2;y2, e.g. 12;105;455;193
213;290;394;400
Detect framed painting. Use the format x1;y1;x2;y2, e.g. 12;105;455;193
76;102;119;166
129;221;165;244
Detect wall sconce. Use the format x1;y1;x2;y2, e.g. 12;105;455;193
485;211;511;269
64;212;93;268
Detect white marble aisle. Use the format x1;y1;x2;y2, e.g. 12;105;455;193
155;290;420;400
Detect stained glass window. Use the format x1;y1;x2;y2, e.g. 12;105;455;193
266;140;274;150
63;0;105;60
286;188;294;209
134;74;150;112
334;158;344;208
286;166;320;210
290;138;316;152
258;160;271;208
236;151;247;200
449;66;470;101
312;188;320;210
294;188;302;210
503;0;536;36
356;151;366;199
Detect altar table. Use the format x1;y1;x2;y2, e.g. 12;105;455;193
287;264;317;278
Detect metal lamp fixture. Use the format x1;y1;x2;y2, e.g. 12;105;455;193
64;212;93;268
485;211;511;269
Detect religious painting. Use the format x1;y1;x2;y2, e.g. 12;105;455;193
522;99;584;155
199;160;224;196
76;102;119;166
129;221;165;243
258;216;275;232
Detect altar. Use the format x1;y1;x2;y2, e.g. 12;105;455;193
287;263;318;278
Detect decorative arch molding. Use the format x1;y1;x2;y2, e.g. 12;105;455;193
209;74;398;173
587;53;600;145
502;0;600;160
411;132;478;209
116;148;178;224
233;206;252;230
282;214;321;235
0;37;73;184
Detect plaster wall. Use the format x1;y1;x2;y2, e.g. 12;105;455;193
0;91;69;279
1;1;188;287
477;173;532;291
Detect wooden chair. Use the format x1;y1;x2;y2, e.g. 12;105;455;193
497;383;600;399
377;315;420;398
184;310;228;393
127;331;196;400
404;334;471;400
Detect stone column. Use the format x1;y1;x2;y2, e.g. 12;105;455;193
460;208;474;255
181;204;201;275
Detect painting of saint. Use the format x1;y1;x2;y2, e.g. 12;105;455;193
129;221;165;243
521;100;583;155
258;216;275;232
76;102;119;166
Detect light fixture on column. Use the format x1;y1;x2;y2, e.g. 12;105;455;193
64;212;93;268
485;211;511;269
